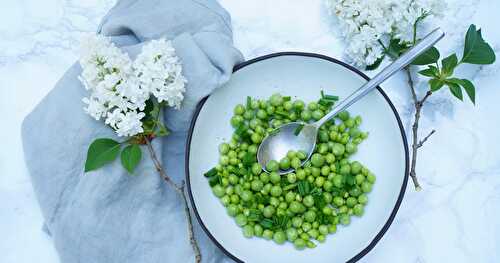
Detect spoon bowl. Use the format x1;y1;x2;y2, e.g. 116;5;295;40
257;122;317;174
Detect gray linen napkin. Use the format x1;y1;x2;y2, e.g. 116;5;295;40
21;0;243;262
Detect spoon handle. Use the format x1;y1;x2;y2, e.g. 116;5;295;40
315;28;445;128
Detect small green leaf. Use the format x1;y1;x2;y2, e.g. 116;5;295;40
85;138;121;172
386;39;409;59
366;55;385;70
120;144;142;174
155;121;170;137
429;78;445;91
442;54;458;77
462;24;496;64
411;47;440;65
447;82;463;101
418;65;439;77
459;79;475;104
447;78;476;104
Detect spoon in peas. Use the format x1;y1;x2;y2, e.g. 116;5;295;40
257;28;445;174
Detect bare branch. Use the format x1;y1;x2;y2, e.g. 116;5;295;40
144;138;202;263
417;129;435;148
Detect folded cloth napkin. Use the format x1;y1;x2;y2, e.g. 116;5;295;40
21;0;243;262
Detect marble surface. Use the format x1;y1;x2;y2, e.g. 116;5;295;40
1;0;499;262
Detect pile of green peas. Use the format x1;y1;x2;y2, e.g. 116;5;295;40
204;93;376;250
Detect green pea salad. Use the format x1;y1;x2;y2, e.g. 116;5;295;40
203;92;376;250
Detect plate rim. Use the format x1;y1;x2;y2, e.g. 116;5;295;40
185;52;409;263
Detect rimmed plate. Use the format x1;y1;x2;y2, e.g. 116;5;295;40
186;52;409;263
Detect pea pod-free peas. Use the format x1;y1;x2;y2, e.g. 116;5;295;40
204;93;375;250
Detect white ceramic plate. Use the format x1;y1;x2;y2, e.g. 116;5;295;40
186;53;408;263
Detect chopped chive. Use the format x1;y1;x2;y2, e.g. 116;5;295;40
324;94;339;101
242;152;256;166
204;167;218;177
208;176;220;187
283;96;291;102
294;124;304;136
320;90;325;98
269;128;281;136
246;96;252;108
318;98;334;107
275;110;289;118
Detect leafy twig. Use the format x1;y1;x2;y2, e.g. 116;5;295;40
406;68;433;191
144;137;202;263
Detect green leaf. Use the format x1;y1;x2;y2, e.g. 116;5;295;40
418;65;439;77
155;121;170;137
366;55;385;70
447;78;476;104
429;78;445;91
459;79;475;104
121;144;142;174
442;54;458;77
85;138;121;172
447;82;463;101
386;39;410;59
411;47;440;65
462;24;496;64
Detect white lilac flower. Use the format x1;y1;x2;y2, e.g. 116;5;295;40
326;0;445;67
78;34;186;137
133;38;187;109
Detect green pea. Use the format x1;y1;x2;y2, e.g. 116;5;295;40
322;206;332;215
254;224;264;237
212;185;225;197
296;151;307;160
346;142;357;154
358;194;368;205
266;160;279;172
344;118;355;128
292;217;303;228
283;192;294;203
290;157;302;169
318;130;329;142
270;185;283;197
243;225;254;238
286;228;299;241
293;238;306;250
251;133;262;144
333;196;344;207
346;197;357;207
230;115;244;127
219;143;230;154
270;93;283;106
349;187;361;197
317;235;326;243
279;157;291;170
328;224;337;234
269;172;281;184
312;110;324;120
301;110;312;121
339;214;350;225
287;173;297;184
250;180;263;191
256;109;267;119
273;231;286;244
234;104;245;115
339;164;351;175
262;229;274;240
235;214;248;226
302;222;312;232
353;204;364;216
367;173;376;183
304;210;316;222
296;169;306;180
263;205;275;218
323;180;333;192
315;176;325;187
323;192;332;203
361;182;372;193
303;195;315;207
337;111;350;121
227;204;239;216
331;143;344;156
333;175;343;188
308;102;319;111
283;101;293;111
306;240;317;248
290;201;304;213
310;153;325;167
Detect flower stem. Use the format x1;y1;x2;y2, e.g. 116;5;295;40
144;137;202;263
405;67;435;191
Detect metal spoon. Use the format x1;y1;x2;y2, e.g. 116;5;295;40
257;28;445;174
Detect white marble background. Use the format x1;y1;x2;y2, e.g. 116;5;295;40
1;0;499;262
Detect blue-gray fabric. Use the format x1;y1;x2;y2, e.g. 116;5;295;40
21;0;243;262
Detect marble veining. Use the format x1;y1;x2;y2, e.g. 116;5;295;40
1;0;499;262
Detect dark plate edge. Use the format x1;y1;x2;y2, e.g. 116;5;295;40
185;52;410;263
